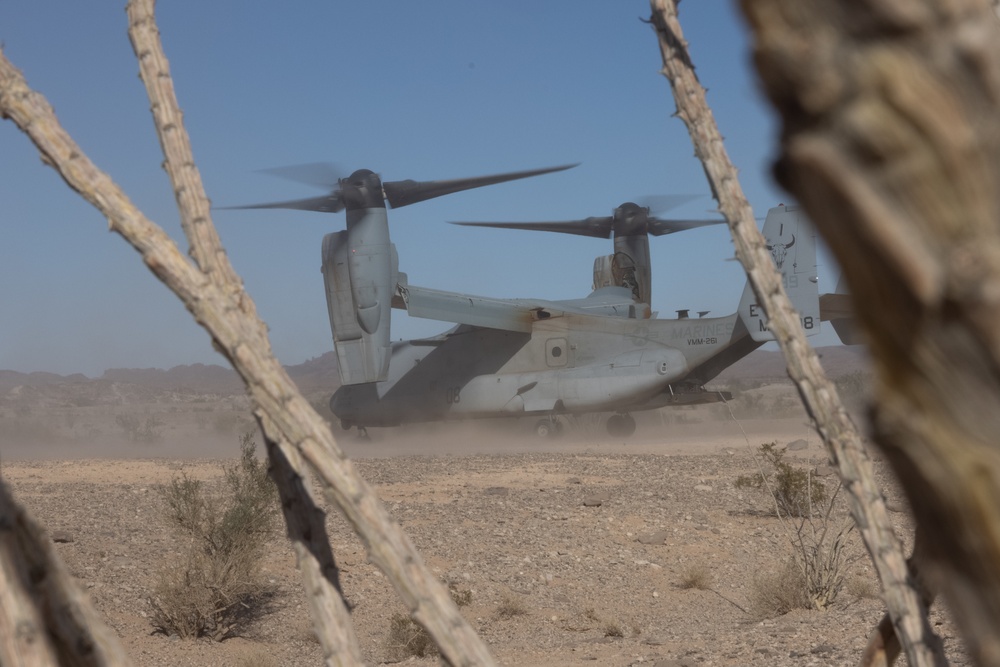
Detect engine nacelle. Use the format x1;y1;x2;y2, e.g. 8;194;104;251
592;232;652;306
321;206;397;385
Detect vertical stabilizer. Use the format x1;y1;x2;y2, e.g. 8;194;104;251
738;205;821;342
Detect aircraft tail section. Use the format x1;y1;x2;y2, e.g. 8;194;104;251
737;204;821;342
820;275;863;344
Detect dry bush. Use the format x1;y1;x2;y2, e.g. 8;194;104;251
495;593;529;618
449;584;473;607
749;558;811;618
603;620;625;638
385;613;436;661
794;515;857;609
678;563;713;590
148;432;279;640
738;443;860;614
735;442;826;518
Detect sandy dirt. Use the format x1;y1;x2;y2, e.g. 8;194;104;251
0;387;971;667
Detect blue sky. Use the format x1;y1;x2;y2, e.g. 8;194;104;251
0;2;840;376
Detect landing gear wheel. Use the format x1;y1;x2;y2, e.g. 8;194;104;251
606;413;636;438
535;419;554;438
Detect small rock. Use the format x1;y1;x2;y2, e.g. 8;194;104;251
567;477;582;485
51;531;74;544
693;484;712;492
813;465;837;477
787;439;809;451
583;491;611;507
484;486;508;496
637;530;669;545
811;643;837;655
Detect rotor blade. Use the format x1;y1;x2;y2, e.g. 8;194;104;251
647;217;726;236
256;162;344;189
451;217;614;239
218;194;344;214
383;163;578;209
639;194;704;214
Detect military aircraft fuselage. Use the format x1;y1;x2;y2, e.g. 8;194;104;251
330;309;752;428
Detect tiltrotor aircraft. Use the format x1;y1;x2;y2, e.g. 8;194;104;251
228;164;838;438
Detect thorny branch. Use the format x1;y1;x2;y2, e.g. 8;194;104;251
647;1;944;666
0;1;496;665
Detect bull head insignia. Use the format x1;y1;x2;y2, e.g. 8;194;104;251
766;234;795;270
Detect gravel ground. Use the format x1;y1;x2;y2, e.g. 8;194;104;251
2;416;972;667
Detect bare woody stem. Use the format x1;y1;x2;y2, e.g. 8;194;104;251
0;1;496;664
647;2;944;666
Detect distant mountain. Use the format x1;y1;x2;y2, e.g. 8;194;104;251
0;370;90;392
103;364;244;394
284;352;340;394
2;346;867;404
99;354;343;396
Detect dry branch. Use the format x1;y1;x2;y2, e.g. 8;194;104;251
0;1;495;664
647;2;944;665
739;0;1000;664
0;481;133;667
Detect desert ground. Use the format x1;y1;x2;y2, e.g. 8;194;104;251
0;351;973;666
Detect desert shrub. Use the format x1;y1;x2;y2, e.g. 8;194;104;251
749;558;811;618
115;413;164;443
603;620;625;638
148;432;278;640
449;585;473;607
384;613;436;661
737;442;858;612
495;593;529;618
735;442;826;517
678;563;713;590
794;514;856;610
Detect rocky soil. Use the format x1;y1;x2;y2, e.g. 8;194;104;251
2;405;972;667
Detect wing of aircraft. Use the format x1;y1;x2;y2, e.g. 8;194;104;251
393;281;645;333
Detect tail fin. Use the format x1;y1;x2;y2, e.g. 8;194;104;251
738;204;821;342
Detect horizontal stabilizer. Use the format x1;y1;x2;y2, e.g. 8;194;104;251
820;278;862;344
819;293;853;321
